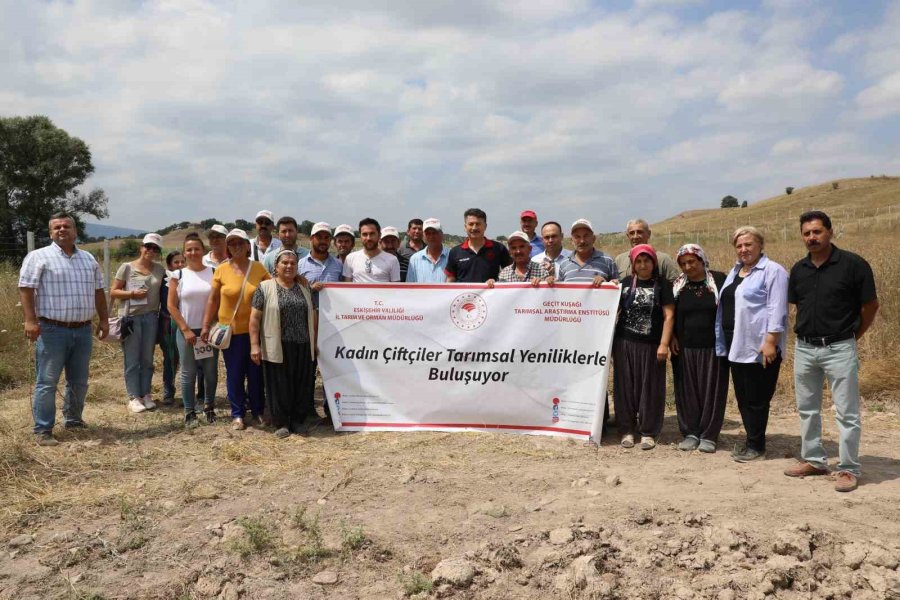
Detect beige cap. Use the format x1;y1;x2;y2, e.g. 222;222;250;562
507;230;531;244
571;218;594;233
423;218;442;232
381;226;400;239
208;224;228;236
310;222;332;236
333;224;355;238
226;228;250;242
142;233;163;247
254;210;274;222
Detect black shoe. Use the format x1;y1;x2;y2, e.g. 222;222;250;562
64;421;87;430
290;418;309;436
733;446;764;462
185;414;200;429
204;406;217;423
36;432;59;446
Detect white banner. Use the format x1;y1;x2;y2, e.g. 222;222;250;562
318;282;620;441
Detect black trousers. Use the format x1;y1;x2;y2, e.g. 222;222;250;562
262;341;315;431
729;354;781;451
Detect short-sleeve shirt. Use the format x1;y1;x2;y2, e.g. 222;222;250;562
172;266;215;329
115;261;167;317
498;261;551;282
18;242;104;323
788;245;877;338
617;277;675;343
212;261;270;334
674;271;726;348
250;237;283;262
557;250;618;283
445;239;512;283
407;247;450;283
298;253;343;308
615;250;680;283
529;234;545;258
251;283;309;343
262;246;309;275
342;250;401;282
531;249;572;278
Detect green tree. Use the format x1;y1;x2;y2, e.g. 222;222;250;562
235;218;254;231
0;116;108;258
298;220;314;236
720;195;739;209
114;238;141;259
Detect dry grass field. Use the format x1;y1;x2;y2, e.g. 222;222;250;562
0;177;898;599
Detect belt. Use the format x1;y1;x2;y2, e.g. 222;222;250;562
39;317;92;329
797;331;854;347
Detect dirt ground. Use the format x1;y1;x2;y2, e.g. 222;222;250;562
0;362;898;600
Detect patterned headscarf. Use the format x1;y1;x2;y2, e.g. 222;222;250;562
672;243;719;303
623;244;660;310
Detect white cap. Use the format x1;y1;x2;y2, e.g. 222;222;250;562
507;230;530;244
571;218;594;233
423;218;442;232
142;233;163;247
208;224;228;236
226;228;250;242
333;224;355;238
255;210;274;222
381;226;400;239
311;222;332;236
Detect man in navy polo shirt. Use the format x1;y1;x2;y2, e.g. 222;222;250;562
445;208;512;283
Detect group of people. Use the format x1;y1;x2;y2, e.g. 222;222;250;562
18;207;877;492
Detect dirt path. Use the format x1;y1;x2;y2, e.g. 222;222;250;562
0;367;898;599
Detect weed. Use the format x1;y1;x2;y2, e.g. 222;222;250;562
290;505;334;563
115;497;149;552
398;570;433;597
340;521;367;554
229;515;277;558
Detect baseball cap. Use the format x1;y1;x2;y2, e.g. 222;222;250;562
520;210;537;220
208;224;228;237
507;231;531;244
423;218;442;232
381;226;400;239
142;233;163;248
255;210;274;223
570;218;594;233
333;224;355;238
311;222;332;236
226;228;250;242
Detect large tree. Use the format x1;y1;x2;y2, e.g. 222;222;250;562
0;115;108;258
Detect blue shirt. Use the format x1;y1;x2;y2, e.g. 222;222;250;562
529;234;545;258
557;250;618;282
714;254;788;364
298;253;343;308
406;247;450;283
18;242;104;322
531;249;572;278
262;246;310;275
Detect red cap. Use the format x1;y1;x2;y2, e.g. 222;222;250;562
520;210;537;220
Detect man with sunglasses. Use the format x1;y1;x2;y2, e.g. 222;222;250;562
250;210;282;262
342;218;401;283
19;213;109;446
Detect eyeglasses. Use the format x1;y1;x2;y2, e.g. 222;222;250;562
365;258;372;274
143;244;160;252
256;220;273;227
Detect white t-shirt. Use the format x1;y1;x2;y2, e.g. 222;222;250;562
172;266;215;329
342;250;401;283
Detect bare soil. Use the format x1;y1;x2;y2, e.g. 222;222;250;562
0;364;898;600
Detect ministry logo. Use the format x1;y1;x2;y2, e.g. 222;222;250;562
449;293;488;331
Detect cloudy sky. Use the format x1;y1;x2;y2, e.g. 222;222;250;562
3;0;899;235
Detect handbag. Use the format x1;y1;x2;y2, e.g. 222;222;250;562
208;263;252;350
105;264;133;342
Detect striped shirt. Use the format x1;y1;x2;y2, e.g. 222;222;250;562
498;261;551;282
18;243;104;322
557;250;619;283
298;253;343;308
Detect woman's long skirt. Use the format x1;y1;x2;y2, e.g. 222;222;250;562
672;347;728;442
262;341;314;431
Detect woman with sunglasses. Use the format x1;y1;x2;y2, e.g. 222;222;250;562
111;233;168;414
201;229;271;430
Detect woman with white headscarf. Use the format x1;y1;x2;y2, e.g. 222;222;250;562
670;244;728;453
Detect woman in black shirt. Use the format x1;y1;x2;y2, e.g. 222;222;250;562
613;244;675;450
670;244;727;453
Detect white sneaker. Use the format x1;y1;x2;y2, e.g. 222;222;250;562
128;398;147;413
142;395;156;410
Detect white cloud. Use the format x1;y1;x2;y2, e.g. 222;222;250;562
856;71;900;119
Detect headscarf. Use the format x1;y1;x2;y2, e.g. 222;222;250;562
623;244;660;310
672;243;719;303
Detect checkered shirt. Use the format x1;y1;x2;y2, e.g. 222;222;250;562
497;261;551;283
18;243;104;322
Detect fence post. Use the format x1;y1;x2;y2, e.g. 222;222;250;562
26;231;35;253
103;240;111;304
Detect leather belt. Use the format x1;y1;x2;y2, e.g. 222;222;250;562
39;317;92;329
797;331;854;347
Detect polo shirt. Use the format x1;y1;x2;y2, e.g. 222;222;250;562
390;251;410;282
261;246;310;275
18;242;104;323
407;247;450;283
615;250;680;283
298;253;343;308
788;245;877;338
557;250;619;282
445;238;512;283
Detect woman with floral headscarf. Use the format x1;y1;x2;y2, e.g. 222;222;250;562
670;244;728;453
613;244;675;450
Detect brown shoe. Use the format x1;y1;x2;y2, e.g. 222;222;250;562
784;461;829;478
833;471;859;493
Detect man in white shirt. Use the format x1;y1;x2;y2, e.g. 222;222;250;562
531;221;572;278
342;218;401;283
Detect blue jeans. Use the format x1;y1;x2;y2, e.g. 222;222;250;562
222;333;263;418
159;316;178;400
175;328;218;415
33;322;93;433
794;338;862;476
122;312;158;398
